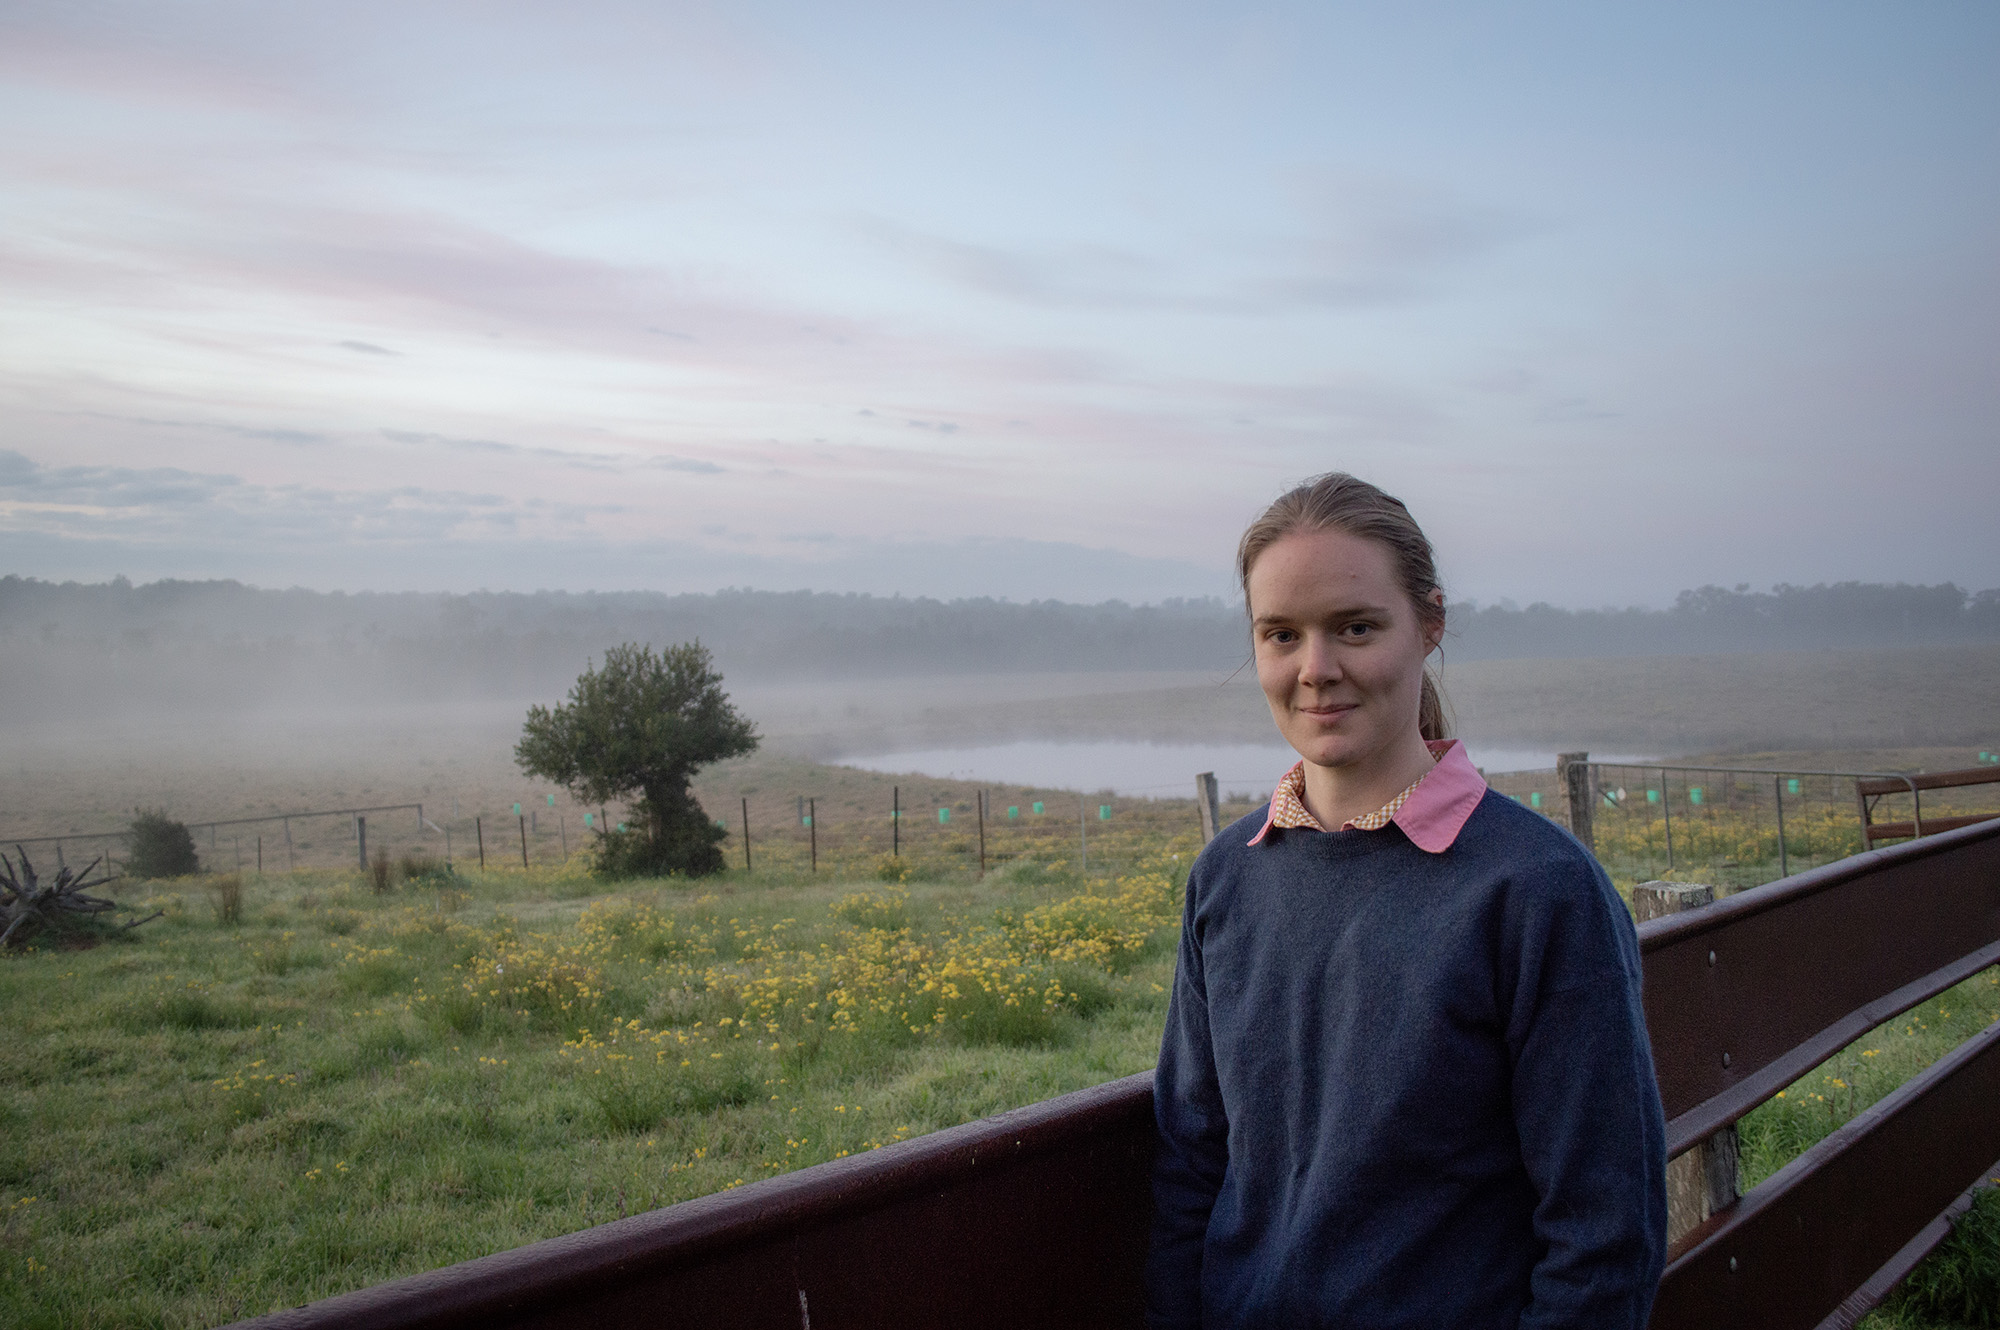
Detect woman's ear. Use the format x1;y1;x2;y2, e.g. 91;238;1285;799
1423;589;1446;654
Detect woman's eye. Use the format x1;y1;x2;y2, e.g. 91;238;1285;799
1343;622;1374;638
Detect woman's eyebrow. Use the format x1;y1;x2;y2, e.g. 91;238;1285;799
1251;602;1395;628
1295;601;1397;619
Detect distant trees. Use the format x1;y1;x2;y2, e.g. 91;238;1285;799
5;579;1999;720
515;642;757;878
125;808;199;878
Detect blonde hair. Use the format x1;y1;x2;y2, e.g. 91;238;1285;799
1237;472;1450;741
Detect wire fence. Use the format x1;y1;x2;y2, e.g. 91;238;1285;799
11;754;1995;894
0;799;601;879
0;772;1280;887
718;777;1278;885
1485;758;2000;892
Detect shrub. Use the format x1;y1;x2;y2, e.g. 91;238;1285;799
369;849;392;894
125;808;199;879
208;874;243;926
399;853;456;887
590;812;730;880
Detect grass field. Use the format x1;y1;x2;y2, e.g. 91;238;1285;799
0;838;1197;1328
5;812;1997;1327
5;684;1999;1326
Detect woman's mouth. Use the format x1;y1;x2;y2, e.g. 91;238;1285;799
1298;703;1358;722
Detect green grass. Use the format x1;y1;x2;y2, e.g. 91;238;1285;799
1736;974;2000;1330
2;831;1994;1327
0;853;1187;1327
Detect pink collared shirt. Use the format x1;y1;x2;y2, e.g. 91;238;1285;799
1245;739;1489;854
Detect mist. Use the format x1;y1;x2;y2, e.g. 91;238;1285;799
5;577;1998;781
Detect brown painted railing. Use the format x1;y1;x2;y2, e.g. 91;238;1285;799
1857;764;2000;848
232;818;2000;1330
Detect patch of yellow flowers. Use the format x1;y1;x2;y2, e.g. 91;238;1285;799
299;853;1189;1088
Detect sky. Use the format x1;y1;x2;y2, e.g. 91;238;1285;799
2;0;1996;607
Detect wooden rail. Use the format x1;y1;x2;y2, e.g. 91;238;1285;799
1858;764;2000;848
229;817;2000;1330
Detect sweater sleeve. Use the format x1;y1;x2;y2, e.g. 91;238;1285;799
1145;868;1228;1330
1506;853;1669;1330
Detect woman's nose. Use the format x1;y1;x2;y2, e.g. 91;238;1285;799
1298;637;1342;686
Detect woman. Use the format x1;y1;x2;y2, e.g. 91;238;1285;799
1147;474;1666;1330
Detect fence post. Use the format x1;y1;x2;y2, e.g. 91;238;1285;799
893;786;900;858
476;816;485;870
809;798;817;874
1774;776;1788;878
741;797;752;872
1079;796;1087;873
357;816;368;870
285;817;293;873
518;814;529;869
1631;880;1740;1245
1196;772;1221;844
256;836;262;875
1557;752;1594;854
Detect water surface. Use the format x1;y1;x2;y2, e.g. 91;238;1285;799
836;740;1656;798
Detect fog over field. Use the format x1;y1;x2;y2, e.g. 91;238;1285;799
6;575;1996;715
4;575;1998;845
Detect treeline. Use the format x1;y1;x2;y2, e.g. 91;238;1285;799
2;577;1996;713
1449;582;2000;658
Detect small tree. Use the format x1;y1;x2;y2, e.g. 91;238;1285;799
126;808;200;879
515;642;757;878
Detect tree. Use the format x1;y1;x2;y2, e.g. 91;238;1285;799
126;808;200;878
515;642;757;878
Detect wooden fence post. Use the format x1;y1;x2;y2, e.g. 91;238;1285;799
1631;880;1740;1245
1196;772;1221;845
1557;751;1595;854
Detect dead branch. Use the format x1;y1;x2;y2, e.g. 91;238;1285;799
1;845;129;947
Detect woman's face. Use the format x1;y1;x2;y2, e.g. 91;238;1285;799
1247;528;1442;775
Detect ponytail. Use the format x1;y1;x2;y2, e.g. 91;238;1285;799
1418;670;1449;743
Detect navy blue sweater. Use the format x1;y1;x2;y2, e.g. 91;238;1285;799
1148;791;1666;1329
